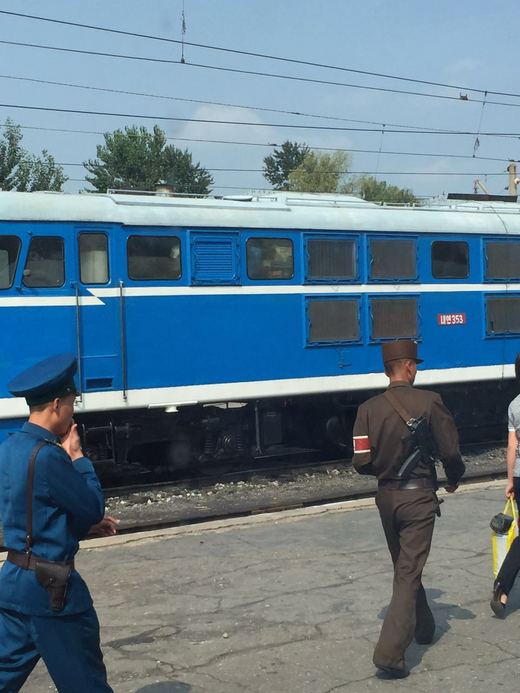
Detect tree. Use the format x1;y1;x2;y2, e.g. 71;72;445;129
14;151;67;192
0;119;67;191
287;150;351;193
160;145;213;195
85;125;164;192
0;119;22;190
344;175;417;204
263;140;309;190
84;125;213;194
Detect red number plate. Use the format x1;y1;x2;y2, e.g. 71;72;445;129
437;313;466;326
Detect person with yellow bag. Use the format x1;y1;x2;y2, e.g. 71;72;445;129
491;354;520;617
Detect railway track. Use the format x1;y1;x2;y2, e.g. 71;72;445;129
102;437;506;498
0;439;507;551
97;464;507;539
103;456;347;497
96;439;507;537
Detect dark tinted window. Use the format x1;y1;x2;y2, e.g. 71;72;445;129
79;233;109;284
485;242;520;280
247;238;293;279
486;296;520;334
308;299;359;343
128;236;181;280
23;237;64;288
307;238;356;280
432;241;469;278
0;235;21;288
370;239;416;280
371;298;418;339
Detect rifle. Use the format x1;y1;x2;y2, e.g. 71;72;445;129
397;415;435;479
383;390;437;480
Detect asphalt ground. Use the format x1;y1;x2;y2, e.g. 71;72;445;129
14;478;519;693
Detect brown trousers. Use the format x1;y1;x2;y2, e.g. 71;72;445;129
373;488;438;670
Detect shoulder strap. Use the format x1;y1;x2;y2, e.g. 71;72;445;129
25;440;47;557
384;389;414;426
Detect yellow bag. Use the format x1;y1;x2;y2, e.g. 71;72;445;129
491;497;519;578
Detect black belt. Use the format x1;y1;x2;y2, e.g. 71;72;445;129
378;478;436;490
6;549;74;572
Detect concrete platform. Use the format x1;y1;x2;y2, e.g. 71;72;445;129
21;481;518;692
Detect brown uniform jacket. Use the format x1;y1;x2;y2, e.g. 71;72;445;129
352;381;465;484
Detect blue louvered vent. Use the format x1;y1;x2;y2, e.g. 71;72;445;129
190;233;240;284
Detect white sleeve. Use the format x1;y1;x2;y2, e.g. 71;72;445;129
508;402;517;432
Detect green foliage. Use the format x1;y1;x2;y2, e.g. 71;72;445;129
344;175;417;204
15;151;67;193
0;119;23;190
160;145;213;195
0;119;66;191
287;150;351;193
263;141;309;190
84;125;213;194
280;147;417;202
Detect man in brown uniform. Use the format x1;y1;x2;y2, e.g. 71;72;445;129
352;340;465;679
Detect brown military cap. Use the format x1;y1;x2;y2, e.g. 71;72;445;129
382;340;423;364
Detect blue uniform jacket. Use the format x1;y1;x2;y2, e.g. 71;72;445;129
0;422;105;616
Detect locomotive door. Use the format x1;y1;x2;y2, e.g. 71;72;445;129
9;228;77;382
73;229;122;398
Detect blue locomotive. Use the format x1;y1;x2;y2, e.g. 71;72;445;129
0;189;518;470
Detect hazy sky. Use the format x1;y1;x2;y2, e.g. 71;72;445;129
0;0;519;198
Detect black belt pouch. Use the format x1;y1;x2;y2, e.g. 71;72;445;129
34;560;72;611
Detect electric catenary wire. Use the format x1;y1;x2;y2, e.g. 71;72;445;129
0;73;463;131
1;101;520;136
2;38;520;109
1;9;520;99
1;121;518;163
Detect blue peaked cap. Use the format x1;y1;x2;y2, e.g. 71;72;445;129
8;354;78;406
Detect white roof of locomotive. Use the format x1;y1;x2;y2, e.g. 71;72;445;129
1;189;520;235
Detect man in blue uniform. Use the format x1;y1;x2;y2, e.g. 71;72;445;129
0;354;115;692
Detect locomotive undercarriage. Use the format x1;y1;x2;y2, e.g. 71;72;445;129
77;378;516;478
78;394;357;475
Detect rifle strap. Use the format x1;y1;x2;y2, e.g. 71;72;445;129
25;441;47;558
384;389;414;427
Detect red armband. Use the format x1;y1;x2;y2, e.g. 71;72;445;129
353;435;370;453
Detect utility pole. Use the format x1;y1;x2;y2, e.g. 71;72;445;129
507;160;518;195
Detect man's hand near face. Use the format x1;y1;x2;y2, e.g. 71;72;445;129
61;422;84;461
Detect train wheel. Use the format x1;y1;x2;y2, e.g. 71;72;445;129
166;434;193;471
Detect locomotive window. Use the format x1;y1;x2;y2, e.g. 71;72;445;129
485;242;520;280
431;241;469;278
79;233;108;284
307;298;359;343
127;236;181;280
247;238;293;280
486;296;520;334
307;238;356;280
0;236;21;288
371;298;418;339
23;237;64;288
369;239;416;280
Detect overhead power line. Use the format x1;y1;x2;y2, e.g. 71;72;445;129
1;39;520;109
1;121;518;164
0;9;518;100
211;170;506;176
1;101;520;136
0;73;467;133
58;161;506;176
